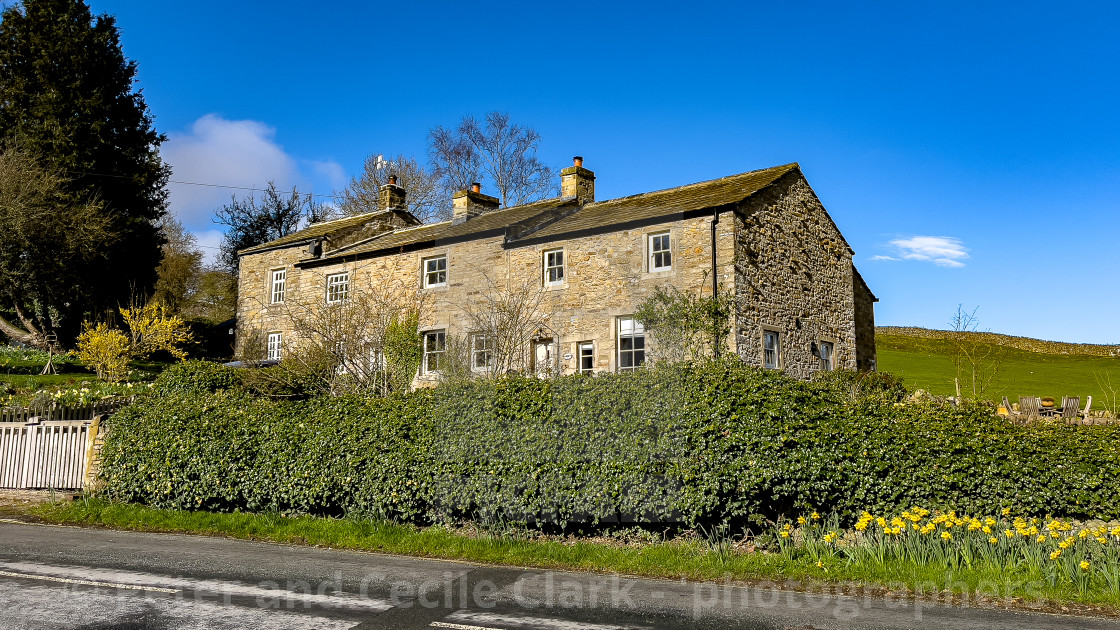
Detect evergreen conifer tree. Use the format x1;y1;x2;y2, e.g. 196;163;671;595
0;0;169;343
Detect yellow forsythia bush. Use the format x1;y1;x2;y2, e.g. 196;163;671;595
76;322;131;382
76;302;194;382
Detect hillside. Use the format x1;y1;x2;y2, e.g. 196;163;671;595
875;327;1120;410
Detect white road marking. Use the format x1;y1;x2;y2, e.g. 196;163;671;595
444;610;650;630
0;568;179;593
0;560;392;612
431;623;505;630
0;580;364;630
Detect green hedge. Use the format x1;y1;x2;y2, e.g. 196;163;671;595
97;361;1120;528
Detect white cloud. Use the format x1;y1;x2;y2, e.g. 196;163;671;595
306;159;348;191
160;114;345;263
162;115;298;228
874;236;969;268
193;228;225;267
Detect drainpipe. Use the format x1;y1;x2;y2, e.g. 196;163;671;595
711;207;720;359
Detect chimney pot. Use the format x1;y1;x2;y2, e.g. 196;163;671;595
560;155;595;203
452;184;499;224
378;177;407;211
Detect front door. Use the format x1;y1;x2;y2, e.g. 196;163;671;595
533;338;556;376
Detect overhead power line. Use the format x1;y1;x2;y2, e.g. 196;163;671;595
62;169;347;201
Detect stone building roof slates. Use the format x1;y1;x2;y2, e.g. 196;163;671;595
238;211;401;255
525;163;800;240
317;198;574;260
257;162;808;265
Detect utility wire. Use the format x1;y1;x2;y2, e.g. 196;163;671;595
62;168;348;201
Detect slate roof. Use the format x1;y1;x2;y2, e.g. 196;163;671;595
238;210;413;255
526;163;800;241
324;198;575;260
250;162;820;266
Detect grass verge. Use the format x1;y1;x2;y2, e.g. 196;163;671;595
22;498;1120;616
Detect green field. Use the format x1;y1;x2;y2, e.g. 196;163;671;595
877;331;1120;410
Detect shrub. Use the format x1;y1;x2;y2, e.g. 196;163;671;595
152;360;240;396
97;360;1120;529
76;322;131;382
812;368;908;403
77;303;194;382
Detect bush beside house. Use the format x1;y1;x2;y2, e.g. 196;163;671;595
96;361;1120;529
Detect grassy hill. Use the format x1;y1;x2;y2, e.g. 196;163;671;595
876;327;1120;410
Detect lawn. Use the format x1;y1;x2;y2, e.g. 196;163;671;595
877;332;1120;408
0;345;169;406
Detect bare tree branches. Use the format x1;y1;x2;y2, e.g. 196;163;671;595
336;153;448;223
429;112;556;208
456;268;553;378
948;305;1004;399
213;182;314;272
262;267;425;396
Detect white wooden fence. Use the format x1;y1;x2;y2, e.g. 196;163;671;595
0;420;95;490
0;400;122;423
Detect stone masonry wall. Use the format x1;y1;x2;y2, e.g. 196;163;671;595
236;245;316;354
733;173;857;378
237;214;737;377
854;275;877;371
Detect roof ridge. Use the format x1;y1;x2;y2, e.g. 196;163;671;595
305;209;382;228
588;162;799;207
327;220;447;256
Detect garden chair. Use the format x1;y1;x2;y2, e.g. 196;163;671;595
998;396;1015;418
1059;396;1081;422
1018;396;1042;419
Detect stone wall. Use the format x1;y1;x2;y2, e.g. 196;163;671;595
236;245;315;355
236;172;873;381
82;415;108;491
237;214;736;377
733;173;858;377
854;272;878;371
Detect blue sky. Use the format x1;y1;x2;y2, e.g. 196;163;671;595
89;0;1119;343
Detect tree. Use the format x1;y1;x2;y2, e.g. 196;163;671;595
76;301;193;382
337;153;448;223
242;266;425;397
152;218;203;316
0;0;170;325
0;144;114;348
634;284;734;364
213;182;311;272
948;305;1004;399
429;112;555;208
186;268;237;324
452;270;554;379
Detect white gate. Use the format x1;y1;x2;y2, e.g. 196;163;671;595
0;420;93;490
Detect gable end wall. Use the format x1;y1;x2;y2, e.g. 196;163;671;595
733;173;857;377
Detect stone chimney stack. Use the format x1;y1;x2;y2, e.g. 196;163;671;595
451;182;499;224
560;156;595;204
378;175;407;211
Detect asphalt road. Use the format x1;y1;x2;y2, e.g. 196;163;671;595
0;521;1116;630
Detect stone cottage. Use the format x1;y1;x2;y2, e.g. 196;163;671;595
236;159;877;380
